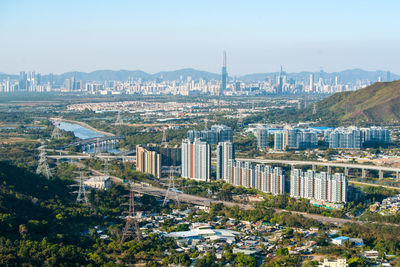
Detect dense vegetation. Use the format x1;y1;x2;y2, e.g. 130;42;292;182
0;161;184;266
294;80;400;125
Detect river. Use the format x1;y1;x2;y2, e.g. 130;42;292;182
56;121;104;139
55;121;120;154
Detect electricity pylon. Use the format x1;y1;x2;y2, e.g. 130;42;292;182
71;171;90;205
36;146;52;179
51;125;62;139
121;183;141;243
115;110;123;126
163;167;180;206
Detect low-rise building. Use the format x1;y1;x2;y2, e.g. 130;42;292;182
318;258;348;267
84;176;111;189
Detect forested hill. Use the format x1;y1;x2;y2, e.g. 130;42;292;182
298;80;400;125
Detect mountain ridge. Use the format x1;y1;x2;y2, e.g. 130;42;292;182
298;80;400;124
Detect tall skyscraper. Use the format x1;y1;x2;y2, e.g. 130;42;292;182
277;66;283;95
181;139;211;181
19;71;27;91
220;51;227;96
309;74;314;92
216;142;234;180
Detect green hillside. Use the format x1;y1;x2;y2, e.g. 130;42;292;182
300;80;400;125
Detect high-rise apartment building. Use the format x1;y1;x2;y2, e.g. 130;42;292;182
290;170;347;203
274;132;284;150
136;145;161;178
257;127;269;148
187;125;232;144
216;142;235;180
361;127;390;144
327;127;362;149
226;160;285;195
136;144;181;178
181;139;211;181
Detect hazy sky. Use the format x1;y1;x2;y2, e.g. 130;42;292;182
1;0;400;75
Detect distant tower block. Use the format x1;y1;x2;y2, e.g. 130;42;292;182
36;148;52;179
121;183;142;243
115;110;123;126
220;51;227;96
161;128;168;146
163;167;180;206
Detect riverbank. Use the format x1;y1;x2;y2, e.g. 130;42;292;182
51;118;115;137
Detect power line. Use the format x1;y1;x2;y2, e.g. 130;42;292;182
163;167;180;206
121;183;142;243
71;171;90;205
51;124;62;139
115;110;123;126
36;145;52;179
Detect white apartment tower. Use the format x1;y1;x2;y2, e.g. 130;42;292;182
216;142;234;181
181;139;211;181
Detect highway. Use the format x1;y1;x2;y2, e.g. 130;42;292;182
348;180;400;191
236;158;400;174
128;183;366;226
48;154;136;161
65;161;397;227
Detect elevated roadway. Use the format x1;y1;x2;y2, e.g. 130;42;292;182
236;158;400;180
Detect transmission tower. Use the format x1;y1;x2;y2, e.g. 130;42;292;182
312;103;317;115
163;167;180;206
71;171;90;205
204;118;209;130
121;183;142;243
115;110;123;126
161;127;168;146
36;148;52;179
51;124;62;139
102;158;111;175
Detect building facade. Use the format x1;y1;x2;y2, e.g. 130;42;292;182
216;141;235;180
290;170;347;203
136;144;181;178
327;127;362;149
187;124;233;144
181;139;211;181
226;160;285;195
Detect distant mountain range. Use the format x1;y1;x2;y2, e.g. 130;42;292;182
298;80;400;124
0;68;398;84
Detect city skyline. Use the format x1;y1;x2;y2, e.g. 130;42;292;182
1;1;400;74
